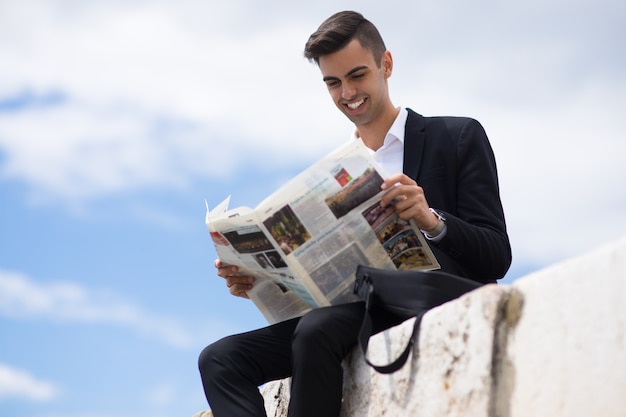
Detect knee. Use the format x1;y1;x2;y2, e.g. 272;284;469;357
291;304;363;360
198;336;238;380
198;342;217;373
292;308;334;352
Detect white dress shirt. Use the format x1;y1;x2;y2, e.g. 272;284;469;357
351;107;447;241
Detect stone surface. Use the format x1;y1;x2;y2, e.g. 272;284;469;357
340;283;513;417
505;237;626;417
260;379;290;417
191;411;213;417
194;236;626;417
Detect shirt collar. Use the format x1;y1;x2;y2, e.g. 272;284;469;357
349;107;408;148
386;107;408;147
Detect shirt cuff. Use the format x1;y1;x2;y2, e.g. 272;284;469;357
423;224;447;242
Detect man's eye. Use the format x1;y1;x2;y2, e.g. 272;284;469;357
326;81;339;88
353;73;365;79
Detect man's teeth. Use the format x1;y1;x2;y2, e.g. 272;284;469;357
347;99;364;110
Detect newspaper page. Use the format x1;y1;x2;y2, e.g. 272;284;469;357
206;140;440;324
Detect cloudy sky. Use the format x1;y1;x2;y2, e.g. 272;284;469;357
1;0;624;416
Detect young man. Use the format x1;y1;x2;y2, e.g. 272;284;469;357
199;11;511;417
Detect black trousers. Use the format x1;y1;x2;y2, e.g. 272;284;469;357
198;301;405;417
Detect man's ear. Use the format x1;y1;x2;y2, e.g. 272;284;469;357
382;50;393;77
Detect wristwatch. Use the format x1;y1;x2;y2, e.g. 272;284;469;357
422;208;446;238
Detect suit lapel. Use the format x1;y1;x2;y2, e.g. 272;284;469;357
403;109;426;181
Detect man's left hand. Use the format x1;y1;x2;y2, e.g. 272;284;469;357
380;173;439;232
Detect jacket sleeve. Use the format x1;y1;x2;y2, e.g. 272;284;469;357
432;118;512;282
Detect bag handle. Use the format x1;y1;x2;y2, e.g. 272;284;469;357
354;266;482;373
356;277;425;374
357;306;425;373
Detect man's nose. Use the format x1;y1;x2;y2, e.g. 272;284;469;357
341;82;357;100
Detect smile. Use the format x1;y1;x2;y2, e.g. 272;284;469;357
346;98;365;110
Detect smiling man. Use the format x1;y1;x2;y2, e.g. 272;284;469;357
319;38;397;149
198;10;511;417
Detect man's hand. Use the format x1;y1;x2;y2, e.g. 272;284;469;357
380;173;439;232
214;259;255;299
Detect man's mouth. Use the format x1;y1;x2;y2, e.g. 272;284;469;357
346;98;365;110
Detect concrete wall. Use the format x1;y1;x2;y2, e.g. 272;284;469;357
194;236;626;417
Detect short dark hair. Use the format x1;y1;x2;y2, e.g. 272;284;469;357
304;11;387;67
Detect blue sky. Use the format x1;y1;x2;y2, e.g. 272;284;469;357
1;1;625;416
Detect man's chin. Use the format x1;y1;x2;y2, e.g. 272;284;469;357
344;112;368;126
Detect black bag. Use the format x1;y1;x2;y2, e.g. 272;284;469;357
353;265;482;373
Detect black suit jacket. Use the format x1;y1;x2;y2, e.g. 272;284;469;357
402;109;511;283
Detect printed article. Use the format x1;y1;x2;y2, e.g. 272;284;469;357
206;140;440;324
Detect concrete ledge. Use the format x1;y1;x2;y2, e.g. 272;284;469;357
341;284;513;417
195;236;626;417
505;237;626;417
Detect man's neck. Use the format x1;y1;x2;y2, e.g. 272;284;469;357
356;105;400;151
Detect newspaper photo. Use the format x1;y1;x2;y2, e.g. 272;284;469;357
206;140;440;324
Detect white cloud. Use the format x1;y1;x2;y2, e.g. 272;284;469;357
0;0;339;204
0;269;193;348
385;1;626;267
144;381;177;407
0;0;624;267
0;363;59;401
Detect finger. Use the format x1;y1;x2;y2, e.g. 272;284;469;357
228;282;253;298
380;183;409;207
230;287;250;299
381;173;404;189
381;173;414;190
227;274;252;284
214;259;231;276
216;264;240;279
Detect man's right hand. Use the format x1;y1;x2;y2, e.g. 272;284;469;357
214;259;255;299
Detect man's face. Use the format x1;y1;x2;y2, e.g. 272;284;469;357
318;39;392;127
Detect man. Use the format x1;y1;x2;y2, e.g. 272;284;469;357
199;10;511;417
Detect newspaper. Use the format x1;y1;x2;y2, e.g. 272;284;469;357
206;140;440;324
